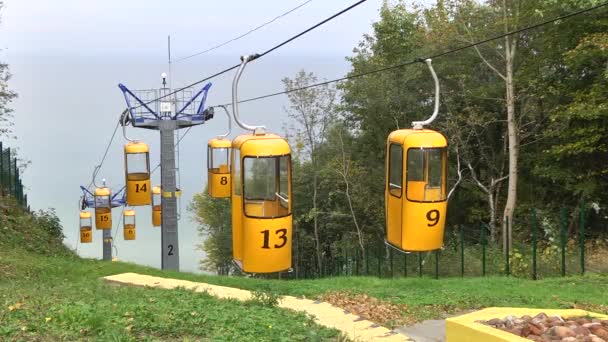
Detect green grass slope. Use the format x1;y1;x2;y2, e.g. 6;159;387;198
0;200;341;341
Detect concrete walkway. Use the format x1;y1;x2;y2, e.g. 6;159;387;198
104;273;411;342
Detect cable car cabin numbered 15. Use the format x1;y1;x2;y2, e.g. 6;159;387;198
231;134;292;274
124;141;151;206
94;187;112;229
207;138;231;198
79;211;93;243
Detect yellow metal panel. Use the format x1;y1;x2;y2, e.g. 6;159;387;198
231;195;243;262
124;224;136;240
242;215;292;273
389;129;447;147
208;138;232;149
124;141;150;153
80;228;92;243
233;134;290;157
79;211;92;219
94;187;111;197
95;207;112;229
208;172;230;198
446;307;608;342
152;206;161;227
126;179;151;206
401;200;446;251
152;186;161;195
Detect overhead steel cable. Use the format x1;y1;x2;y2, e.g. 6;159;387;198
127;0;369;111
86;120;120;191
212;0;608;107
174;0;314;63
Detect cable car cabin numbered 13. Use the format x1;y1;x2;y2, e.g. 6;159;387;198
79;211;93;243
207;138;231;198
152;186;162;227
94;187;112;229
124;141;151;206
231;134;292;274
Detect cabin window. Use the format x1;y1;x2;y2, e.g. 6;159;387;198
388;144;403;197
406;147;447;202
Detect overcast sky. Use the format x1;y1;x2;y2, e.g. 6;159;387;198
0;0;431;272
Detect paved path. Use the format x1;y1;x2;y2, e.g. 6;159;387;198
396;320;445;342
104;273;411;342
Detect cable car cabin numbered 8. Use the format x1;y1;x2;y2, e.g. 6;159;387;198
123;209;136;240
231;134;292;274
79;211;93;243
386;129;447;252
124;142;151;206
152;186;161;227
94;187;112;229
207;138;231;198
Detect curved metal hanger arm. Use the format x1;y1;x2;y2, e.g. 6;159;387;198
412;59;440;130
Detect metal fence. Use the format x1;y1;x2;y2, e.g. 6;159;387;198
289;202;607;280
0;142;28;210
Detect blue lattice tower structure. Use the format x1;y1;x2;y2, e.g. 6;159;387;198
118;76;213;270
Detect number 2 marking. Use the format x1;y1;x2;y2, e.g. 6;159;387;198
426;210;440;227
168;244;174;255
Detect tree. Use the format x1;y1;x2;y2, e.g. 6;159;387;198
0;2;17;139
283;70;337;275
188;189;235;275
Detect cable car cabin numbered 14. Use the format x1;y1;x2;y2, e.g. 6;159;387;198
123;209;136;240
207;138;231;198
124;141;151;206
94;187;112;229
79;211;93;243
231;134;292;273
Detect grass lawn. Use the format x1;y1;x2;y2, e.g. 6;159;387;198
0;249;342;341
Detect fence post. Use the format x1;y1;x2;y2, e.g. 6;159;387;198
560;208;567;277
403;252;407;277
390;248;394;278
435;250;439;279
460;224;465;277
505;217;511;277
377;244;381;277
13;158;18;199
579;201;586;275
6;148;11;197
355;247;360;276
482;224;487;277
0;142;3;197
418;252;422;277
531;209;538;280
366;246;370;275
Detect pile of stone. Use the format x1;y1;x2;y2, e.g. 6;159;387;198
477;312;608;341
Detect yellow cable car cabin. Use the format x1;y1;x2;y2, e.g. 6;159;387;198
207;138;231;198
79;211;93;243
94;187;112;229
152;185;161;227
385;129;447;252
231;133;292;273
124;141;151;206
123;209;136;240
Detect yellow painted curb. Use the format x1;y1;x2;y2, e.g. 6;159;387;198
446;307;608;342
103;273;409;342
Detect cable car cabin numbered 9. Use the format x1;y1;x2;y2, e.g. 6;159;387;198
123;209;136;240
79;211;93;243
386;130;447;252
207;138;231;198
231;134;292;274
152;186;161;227
124;141;151;206
94;187;112;229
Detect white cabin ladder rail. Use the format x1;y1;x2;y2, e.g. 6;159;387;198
411;58;440;130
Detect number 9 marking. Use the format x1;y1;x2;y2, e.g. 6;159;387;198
426;210;440;227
